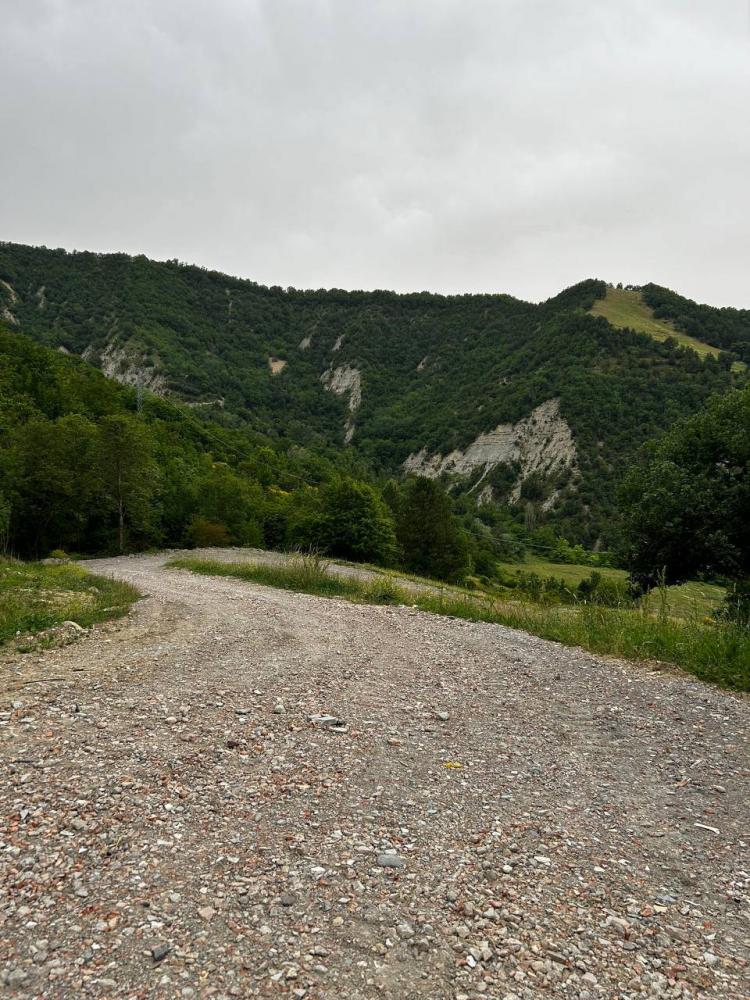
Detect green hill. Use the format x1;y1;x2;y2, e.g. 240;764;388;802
590;286;745;371
0;242;744;546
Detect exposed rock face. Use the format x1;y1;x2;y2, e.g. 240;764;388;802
402;399;576;506
298;335;312;350
321;364;362;443
82;340;167;395
0;279;19;325
268;357;287;375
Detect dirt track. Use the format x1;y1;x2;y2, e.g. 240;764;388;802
1;551;749;999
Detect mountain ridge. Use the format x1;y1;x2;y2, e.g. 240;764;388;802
1;240;744;545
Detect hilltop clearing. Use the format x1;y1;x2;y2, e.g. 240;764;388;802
590;287;722;358
1;553;748;997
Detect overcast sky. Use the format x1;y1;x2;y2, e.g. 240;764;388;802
2;1;749;306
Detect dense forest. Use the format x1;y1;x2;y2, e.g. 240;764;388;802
0;242;745;549
0;325;524;578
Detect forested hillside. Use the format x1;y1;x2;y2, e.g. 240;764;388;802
642;283;750;364
0;326;367;557
0;326;506;577
0;242;742;546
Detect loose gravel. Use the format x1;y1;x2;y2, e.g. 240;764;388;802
1;551;749;999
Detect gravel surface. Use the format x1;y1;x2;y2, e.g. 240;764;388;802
1;551;749;999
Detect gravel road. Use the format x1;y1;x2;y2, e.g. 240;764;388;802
2;551;749;999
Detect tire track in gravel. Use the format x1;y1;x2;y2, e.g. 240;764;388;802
1;551;749;999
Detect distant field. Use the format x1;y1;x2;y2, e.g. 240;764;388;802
590;287;744;371
496;556;626;587
496;556;724;619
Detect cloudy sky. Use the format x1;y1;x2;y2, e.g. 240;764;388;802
2;0;749;305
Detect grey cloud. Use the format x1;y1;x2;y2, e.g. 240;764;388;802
1;0;749;305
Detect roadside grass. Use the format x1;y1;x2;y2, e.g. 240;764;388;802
590;287;745;372
417;592;749;691
0;558;140;645
171;555;750;692
170;554;409;605
320;553;489;597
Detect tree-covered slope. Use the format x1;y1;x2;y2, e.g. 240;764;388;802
641;283;750;365
0;324;370;556
0;241;741;545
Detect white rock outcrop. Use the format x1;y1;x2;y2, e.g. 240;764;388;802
402;399;576;506
83;340;167;395
321;364;362;443
0;279;18;325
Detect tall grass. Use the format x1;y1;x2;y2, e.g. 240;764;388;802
417;592;749;691
171;553;411;605
0;559;140;644
171;555;750;691
172;552;363;598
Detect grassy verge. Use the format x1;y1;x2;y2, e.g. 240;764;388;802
171;555;749;691
417;592;749;691
0;559;140;645
170;554;408;605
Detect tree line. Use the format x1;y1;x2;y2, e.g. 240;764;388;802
0;327;479;582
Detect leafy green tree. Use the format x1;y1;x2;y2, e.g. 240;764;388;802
621;386;750;588
316;478;397;565
0;491;9;553
194;462;263;545
9;415;99;555
396;477;471;582
96;414;160;552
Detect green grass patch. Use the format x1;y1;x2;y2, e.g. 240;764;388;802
496;556;627;587
0;559;140;645
590;287;745;371
655;580;726;620
171;555;749;691
496;556;724;619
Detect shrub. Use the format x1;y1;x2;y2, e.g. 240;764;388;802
577;571;634;608
188;517;231;547
363;576;406;605
717;580;750;628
